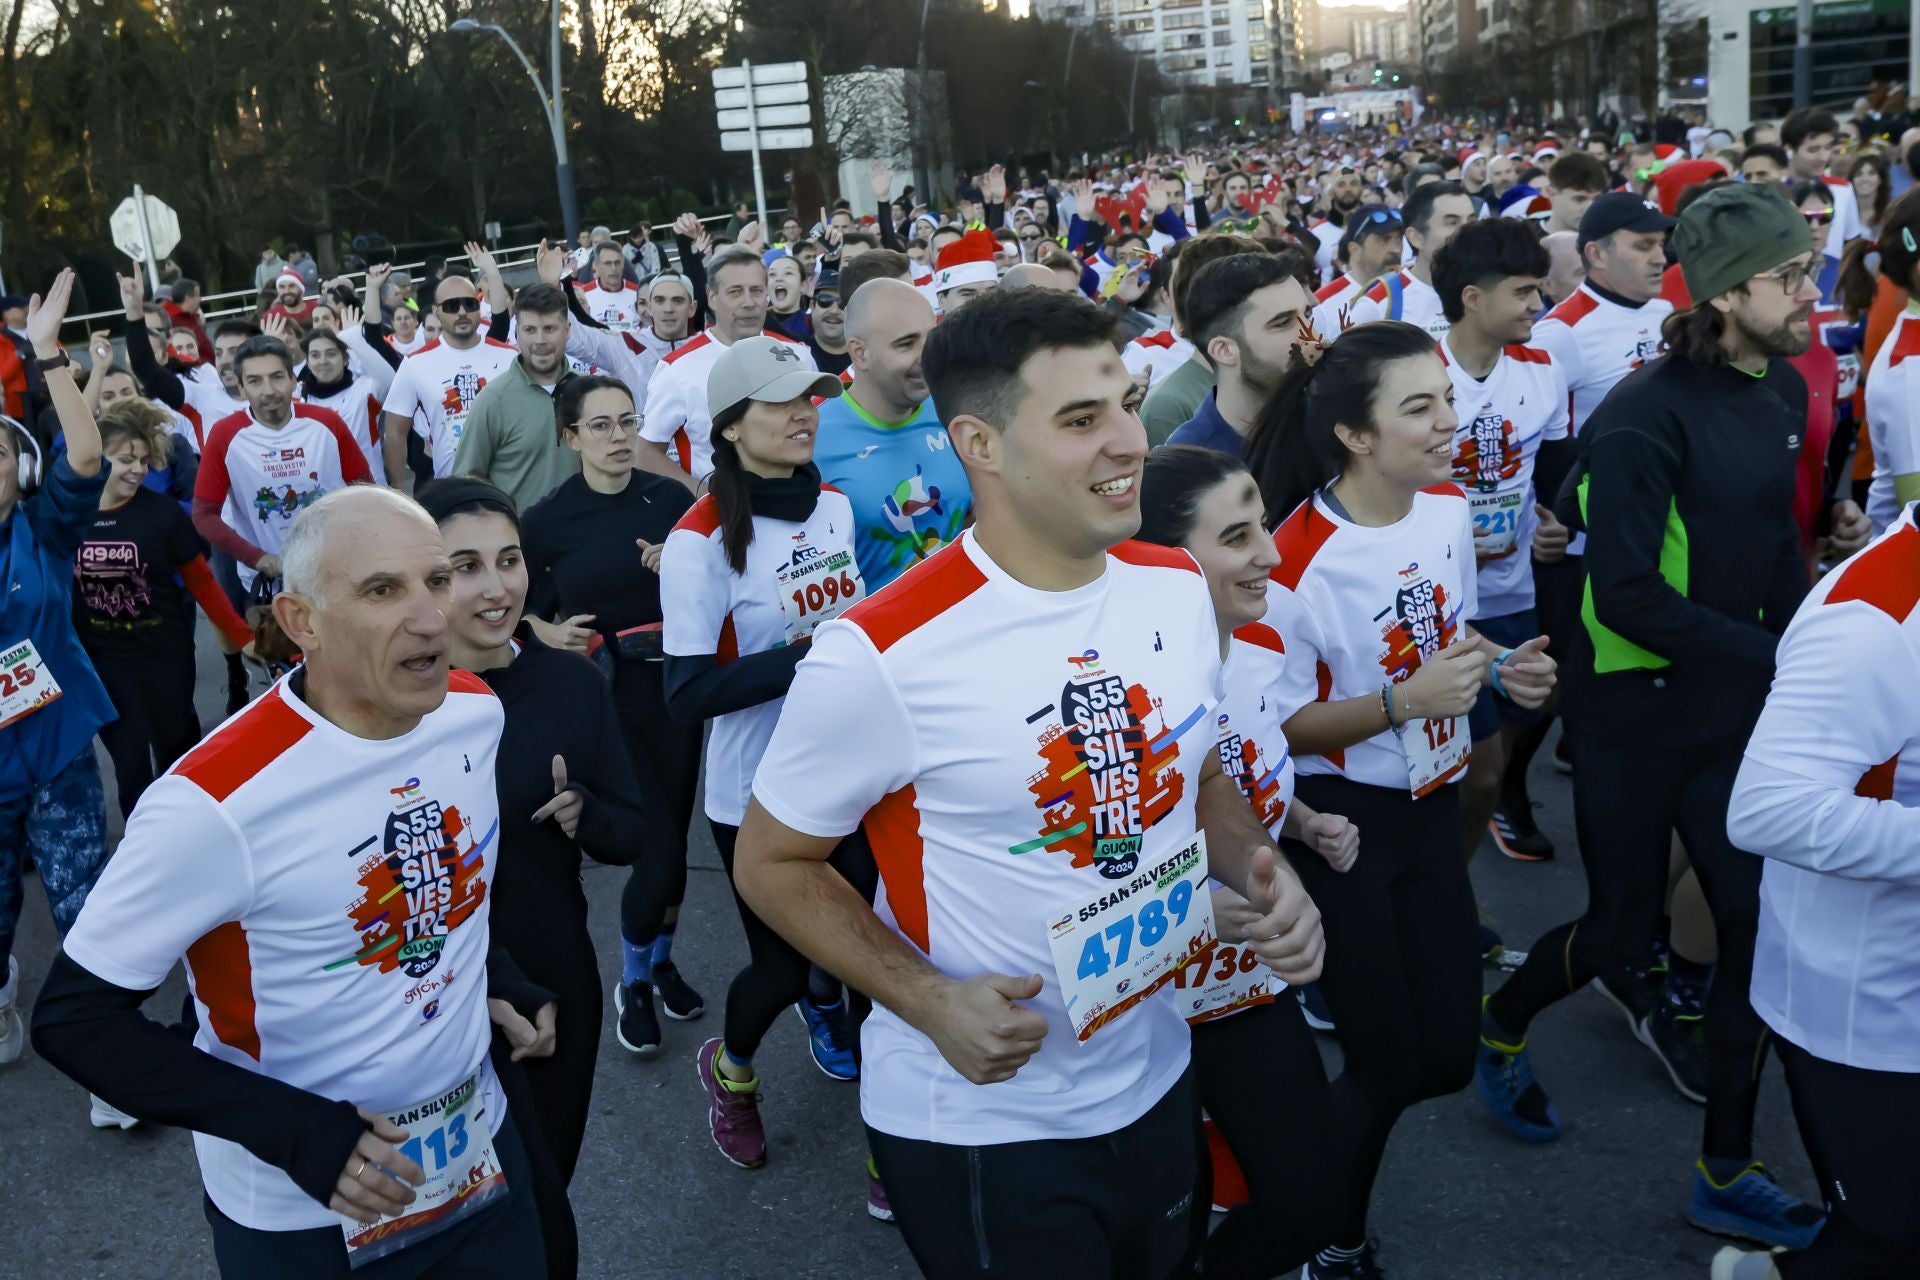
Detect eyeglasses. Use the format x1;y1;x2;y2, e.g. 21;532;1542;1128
1757;261;1815;293
437;297;482;314
1019;231;1044;241
1800;208;1834;227
571;414;640;438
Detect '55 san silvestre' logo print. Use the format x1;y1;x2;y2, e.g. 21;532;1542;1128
330;777;499;980
1018;649;1208;881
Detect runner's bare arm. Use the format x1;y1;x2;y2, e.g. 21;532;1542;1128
632;439;700;494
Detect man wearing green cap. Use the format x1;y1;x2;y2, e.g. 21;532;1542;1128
1475;182;1829;1251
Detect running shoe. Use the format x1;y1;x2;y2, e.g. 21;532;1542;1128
1592;963;1666;1037
1637;1006;1709;1105
1488;799;1554;861
866;1161;896;1223
0;956;22;1065
88;1094;140;1130
1474;1007;1563;1144
695;1038;767;1169
652;961;705;1021
614;980;661;1056
1709;1246;1783;1280
1296;984;1335;1032
795;1000;859;1081
1687;1162;1825;1251
1304;1239;1386;1279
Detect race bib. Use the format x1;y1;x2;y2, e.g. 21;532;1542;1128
1397;713;1469;798
1045;833;1216;1042
1469;487;1525;558
0;638;62;732
1172;933;1277;1026
341;1068;507;1269
1836;352;1861;401
775;546;865;644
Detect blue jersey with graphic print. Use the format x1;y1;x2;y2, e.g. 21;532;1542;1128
813;393;971;592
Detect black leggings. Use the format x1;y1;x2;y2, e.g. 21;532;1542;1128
1776;1038;1920;1280
1193;997;1344;1277
609;663;702;949
711;820;878;1061
1486;731;1766;1160
1291;774;1480;1247
91;646;201;822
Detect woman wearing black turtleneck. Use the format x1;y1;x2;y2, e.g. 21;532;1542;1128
417;476;652;1277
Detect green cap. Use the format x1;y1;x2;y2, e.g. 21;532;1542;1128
1672;183;1812;306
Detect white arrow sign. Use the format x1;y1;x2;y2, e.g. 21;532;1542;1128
714;82;808;109
720;128;814;153
716;104;811;131
712;61;807;89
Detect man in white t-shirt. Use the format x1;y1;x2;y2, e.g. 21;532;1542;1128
1310;204;1406;338
732;288;1324;1274
1782;107;1866;261
577;242;643;333
1344;181;1476;340
32;486;554;1276
638;245;816;492
380;276;518;484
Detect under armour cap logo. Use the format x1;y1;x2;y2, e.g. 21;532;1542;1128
768;343;799;364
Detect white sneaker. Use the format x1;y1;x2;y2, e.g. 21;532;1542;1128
89;1094;140;1130
0;956;23;1065
1710;1246;1783;1280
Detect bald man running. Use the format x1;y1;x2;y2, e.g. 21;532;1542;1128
813;278;974;591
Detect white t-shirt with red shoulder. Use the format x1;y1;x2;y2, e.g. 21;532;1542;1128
1217;621;1296;838
302;376;388;487
1311;273;1368;339
1529;283;1672;438
1440;337;1571;618
1344;269;1451;340
1121;325;1193;392
660;485;863;826
178;365;247;452
382;337;519;478
578;280;643;333
640;328;817;483
60;670;508;1232
751;532;1223;1146
1863;306;1920;533
1266;485;1478;793
1736;506;1920;1069
197;404;372;587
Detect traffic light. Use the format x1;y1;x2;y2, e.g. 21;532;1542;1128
1371;62;1384;83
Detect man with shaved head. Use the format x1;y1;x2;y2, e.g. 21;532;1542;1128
34;485;555;1276
814;277;972;588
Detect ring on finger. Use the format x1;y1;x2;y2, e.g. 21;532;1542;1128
352;1158;368;1180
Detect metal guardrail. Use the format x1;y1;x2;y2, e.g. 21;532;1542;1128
57;209;780;340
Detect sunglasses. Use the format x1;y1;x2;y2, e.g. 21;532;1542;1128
1800;208;1834;226
437;297;482;314
814;292;843;308
1359;208;1403;225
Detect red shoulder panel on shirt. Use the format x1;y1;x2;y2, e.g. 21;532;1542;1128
820;483;844;496
1825;522;1920;622
447;669;496;697
1421;482;1467;499
672;493;723;538
1270;500;1337;592
1543;290;1598;328
1504;344;1552;365
763;329;804;346
1133;329;1180;350
1885;317;1920;369
1108;539;1201;574
1821;174;1849;187
176;686;314;804
411;339;443;357
662;332;714;365
841;541;989;654
1315;277;1351;302
1232;621;1286;654
292;402;349;430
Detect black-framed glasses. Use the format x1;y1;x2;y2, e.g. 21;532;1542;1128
437;297;482;314
1757;261;1815;293
570;413;639;438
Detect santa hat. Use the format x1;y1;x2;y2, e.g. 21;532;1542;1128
1651;158;1729;215
274;271;304;291
1532;143;1560;165
933;229;999;293
1458;148;1486;169
1653;143;1683;161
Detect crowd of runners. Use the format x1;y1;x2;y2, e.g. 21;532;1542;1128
1;97;1918;1280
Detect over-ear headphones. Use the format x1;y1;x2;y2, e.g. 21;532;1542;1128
1;414;40;494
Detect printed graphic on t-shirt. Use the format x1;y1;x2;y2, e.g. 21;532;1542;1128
336;779;497;979
248;443;324;527
1377;564;1459;682
1453;410;1521;486
874;460;967;571
75;541;150;618
1019;648;1203;880
1216;707;1288;832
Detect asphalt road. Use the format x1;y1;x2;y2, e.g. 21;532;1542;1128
1;622;1813;1280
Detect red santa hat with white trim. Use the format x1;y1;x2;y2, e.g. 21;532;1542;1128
933;229;1000;294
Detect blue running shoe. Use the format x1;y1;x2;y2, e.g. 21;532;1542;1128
1474;1012;1563;1143
796;1000;859;1081
1687;1162;1826;1251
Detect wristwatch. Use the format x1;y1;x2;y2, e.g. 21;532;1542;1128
34;348;72;371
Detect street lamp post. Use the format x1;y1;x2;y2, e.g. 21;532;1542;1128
912;0;933;205
452;8;580;244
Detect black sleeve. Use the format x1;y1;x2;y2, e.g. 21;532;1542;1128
569;681;651;865
1535;437;1578;526
560;278;604;330
487;942;557;1019
162;489;203;568
1192;195;1213;232
521;516;562;620
662;646;807;723
361;322;401;373
486;306;512;343
125;322;186;411
875;200;903;252
31;950;369;1208
676;236;711;332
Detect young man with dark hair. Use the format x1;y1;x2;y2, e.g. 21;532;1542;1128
1166;255;1314;456
1139;232;1264;445
1781;108;1866;262
1346;180;1476;338
1311;205;1405;337
734;288;1323;1276
1477;184;1828;1251
1430;220;1571;867
452;283;581;511
1544;152;1610;235
1739;143;1791;186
